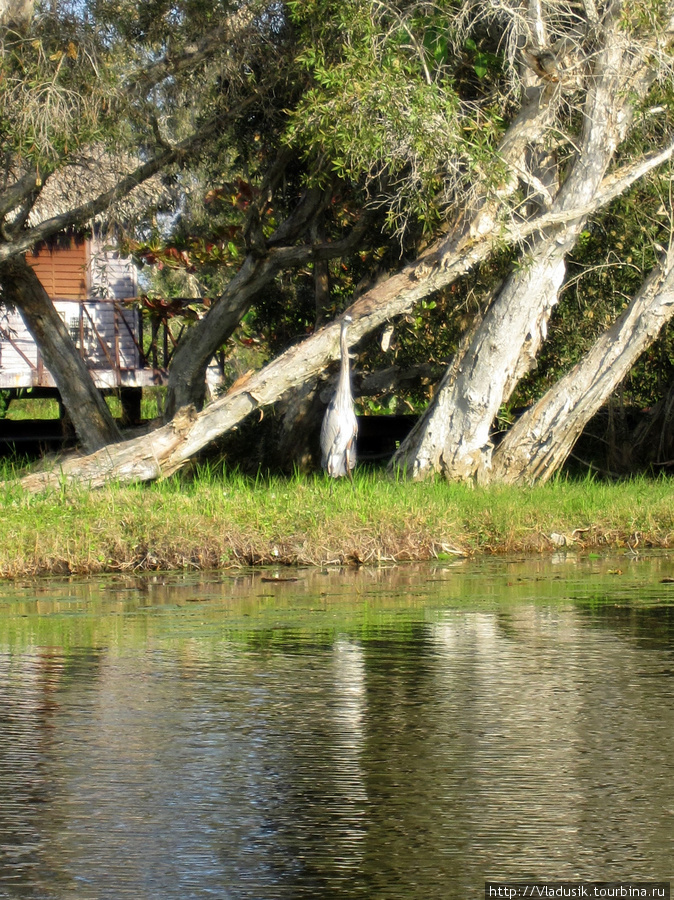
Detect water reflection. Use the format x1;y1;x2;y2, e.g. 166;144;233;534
0;556;672;899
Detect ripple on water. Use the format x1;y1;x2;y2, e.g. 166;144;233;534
0;557;672;899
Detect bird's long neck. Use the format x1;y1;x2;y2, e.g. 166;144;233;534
337;320;351;402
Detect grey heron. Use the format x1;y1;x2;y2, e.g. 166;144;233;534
320;314;358;481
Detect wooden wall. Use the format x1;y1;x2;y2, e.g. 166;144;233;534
2;239;144;389
26;238;138;300
27;242;88;299
89;237;137;299
0;301;142;389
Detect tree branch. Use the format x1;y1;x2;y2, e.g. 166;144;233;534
132;29;234;94
0;168;40;219
425;137;674;275
0;96;259;263
130;7;256;95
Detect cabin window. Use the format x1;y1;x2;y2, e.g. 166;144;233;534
67;317;94;353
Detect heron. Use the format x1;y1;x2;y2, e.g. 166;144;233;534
320;314;358;482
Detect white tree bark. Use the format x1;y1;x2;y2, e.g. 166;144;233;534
490;250;674;483
390;10;647;482
13;126;674;490
0;0;33;28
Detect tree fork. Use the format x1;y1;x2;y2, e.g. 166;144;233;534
489;251;674;484
390;19;646;482
14;143;674;491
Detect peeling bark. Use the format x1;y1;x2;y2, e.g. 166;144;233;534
15;255;491;492
0;0;33;28
490;252;674;483
391;18;643;482
15;150;674;494
14;93;674;489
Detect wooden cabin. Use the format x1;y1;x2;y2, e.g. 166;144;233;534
0;238;163;399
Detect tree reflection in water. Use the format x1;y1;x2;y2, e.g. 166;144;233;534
0;557;672;898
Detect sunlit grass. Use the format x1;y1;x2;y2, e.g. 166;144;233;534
0;462;673;577
4;387;165;422
5;397;60;419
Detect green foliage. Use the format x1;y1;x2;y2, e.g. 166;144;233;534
4;0;674;473
285;0;508;237
0;11;121;165
619;0;673;35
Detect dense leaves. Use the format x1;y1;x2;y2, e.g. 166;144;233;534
3;0;674;478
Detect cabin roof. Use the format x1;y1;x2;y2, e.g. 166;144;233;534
15;146;169;235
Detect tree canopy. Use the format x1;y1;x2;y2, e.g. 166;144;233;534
3;0;674;485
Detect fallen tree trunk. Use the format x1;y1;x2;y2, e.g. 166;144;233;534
489;249;674;484
15;147;674;491
17;251;487;492
164;73;559;419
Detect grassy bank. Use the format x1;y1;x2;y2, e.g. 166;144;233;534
1;463;673;577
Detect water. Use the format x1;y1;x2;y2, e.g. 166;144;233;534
0;555;672;899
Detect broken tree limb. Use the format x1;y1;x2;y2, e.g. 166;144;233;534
14;238;499;492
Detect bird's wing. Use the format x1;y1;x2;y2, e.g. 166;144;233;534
345;410;358;470
320;404;337;459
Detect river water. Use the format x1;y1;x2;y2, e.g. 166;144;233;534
0;555;672;899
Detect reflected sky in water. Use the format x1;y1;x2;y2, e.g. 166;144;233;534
0;555;672;899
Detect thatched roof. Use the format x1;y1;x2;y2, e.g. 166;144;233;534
25;145;170;234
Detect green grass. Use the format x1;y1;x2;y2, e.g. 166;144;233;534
5;397;60;419
0;463;672;577
4;387;165;422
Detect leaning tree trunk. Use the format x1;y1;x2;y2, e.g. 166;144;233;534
13;146;674;489
0;256;121;452
165;74;557;423
164;187;331;420
391;20;642;483
164;254;273;419
392;246;568;481
15;242;511;493
489;251;674;484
